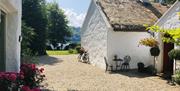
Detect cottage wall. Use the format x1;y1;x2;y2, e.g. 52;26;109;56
107;31;153;69
0;0;22;72
81;0;109;69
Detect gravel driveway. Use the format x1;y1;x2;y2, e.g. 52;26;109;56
38;55;180;91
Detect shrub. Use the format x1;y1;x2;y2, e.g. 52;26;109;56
145;65;157;75
21;56;39;64
68;49;74;54
168;49;180;60
75;46;81;53
0;72;19;91
20;64;45;89
0;64;45;91
174;70;180;84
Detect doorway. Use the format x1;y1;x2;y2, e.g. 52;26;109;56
0;10;6;71
163;43;174;76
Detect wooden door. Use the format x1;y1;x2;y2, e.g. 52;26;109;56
163;43;174;75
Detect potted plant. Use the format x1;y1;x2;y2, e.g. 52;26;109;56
168;49;180;61
168;49;180;75
139;37;160;68
137;62;145;72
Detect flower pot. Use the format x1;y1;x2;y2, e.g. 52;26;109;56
137;62;145;72
150;47;160;56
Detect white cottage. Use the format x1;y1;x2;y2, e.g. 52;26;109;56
155;1;180;74
0;0;22;72
81;0;168;70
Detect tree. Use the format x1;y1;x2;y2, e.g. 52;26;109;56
21;21;35;56
47;2;72;47
22;0;48;55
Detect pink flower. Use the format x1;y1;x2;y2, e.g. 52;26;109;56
39;68;44;73
9;74;17;81
20;74;24;79
21;85;31;91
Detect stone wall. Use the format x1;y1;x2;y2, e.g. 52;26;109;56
81;0;108;69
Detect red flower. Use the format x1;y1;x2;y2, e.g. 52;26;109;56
21;85;31;91
20;74;24;79
9;74;17;81
31;64;36;70
32;87;41;91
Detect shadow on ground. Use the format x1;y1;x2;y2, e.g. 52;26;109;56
109;69;154;78
110;70;177;86
38;56;63;66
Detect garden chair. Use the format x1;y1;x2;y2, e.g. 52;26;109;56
104;57;113;72
121;55;131;71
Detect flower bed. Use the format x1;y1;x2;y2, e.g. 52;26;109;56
0;64;45;91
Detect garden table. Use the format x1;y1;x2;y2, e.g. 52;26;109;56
113;58;123;71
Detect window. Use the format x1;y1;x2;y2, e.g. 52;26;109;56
0;10;6;71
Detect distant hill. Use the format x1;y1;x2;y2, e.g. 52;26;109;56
70;27;81;44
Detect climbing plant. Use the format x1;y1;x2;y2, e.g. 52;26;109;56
146;25;180;45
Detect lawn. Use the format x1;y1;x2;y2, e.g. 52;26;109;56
46;50;78;55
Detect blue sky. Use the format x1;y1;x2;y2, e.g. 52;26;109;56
46;0;91;27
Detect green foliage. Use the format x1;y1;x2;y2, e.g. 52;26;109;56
46;50;78;55
147;25;180;45
150;47;160;56
47;2;72;46
145;65;157;75
174;70;180;84
139;37;159;47
22;0;72;56
21;56;39;64
168;49;180;60
68;49;74;54
21;21;35;57
22;0;48;55
75;46;81;53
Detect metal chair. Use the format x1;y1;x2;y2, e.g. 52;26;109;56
121;55;131;70
104;57;113;72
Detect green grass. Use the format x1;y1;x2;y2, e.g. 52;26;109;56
46;50;78;55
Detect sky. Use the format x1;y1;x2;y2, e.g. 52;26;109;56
46;0;91;27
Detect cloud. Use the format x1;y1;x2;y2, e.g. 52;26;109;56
62;8;86;27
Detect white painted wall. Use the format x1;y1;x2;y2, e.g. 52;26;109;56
0;0;21;72
155;1;180;72
81;0;109;69
107;31;153;69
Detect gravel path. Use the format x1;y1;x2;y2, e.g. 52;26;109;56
38;55;180;91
